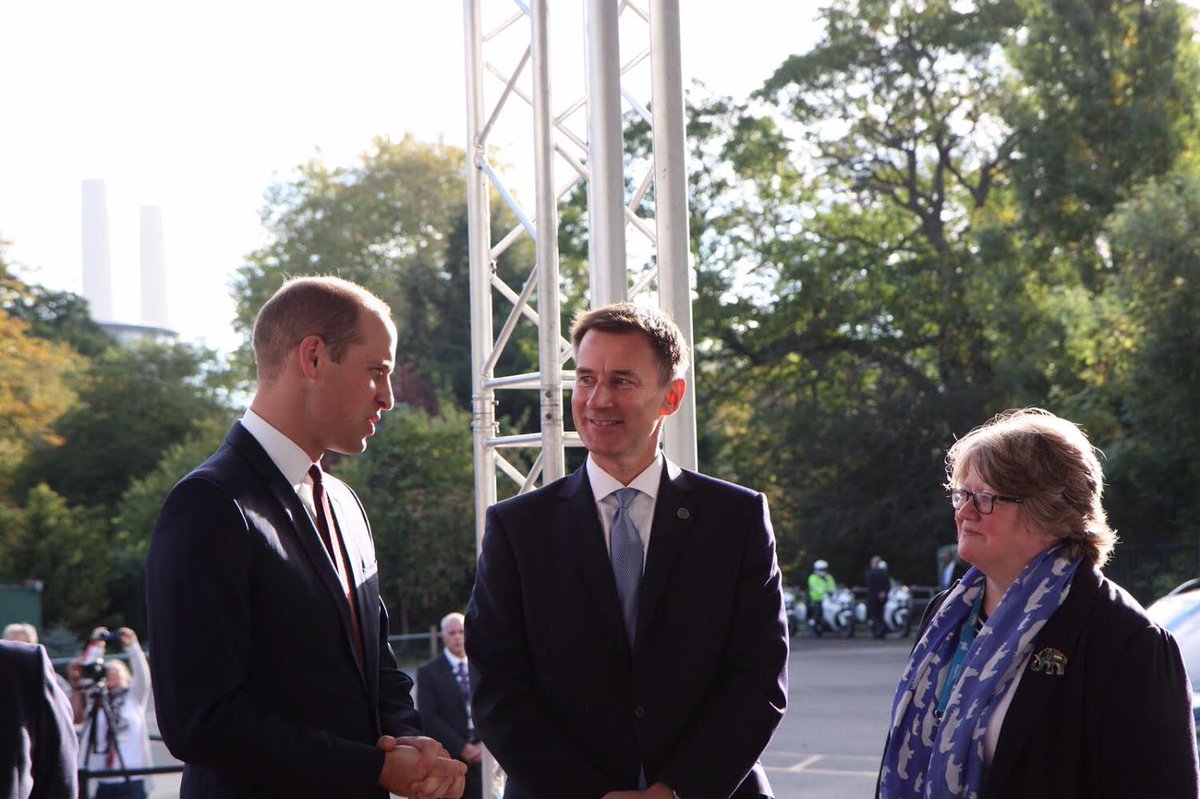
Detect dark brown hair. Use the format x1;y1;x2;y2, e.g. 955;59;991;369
570;302;690;384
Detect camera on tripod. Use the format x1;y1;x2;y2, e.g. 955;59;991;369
80;658;108;684
78;629;122;687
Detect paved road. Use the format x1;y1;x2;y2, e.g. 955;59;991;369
141;634;911;798
763;634;910;799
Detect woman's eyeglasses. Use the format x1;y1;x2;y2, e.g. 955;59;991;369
949;489;1023;515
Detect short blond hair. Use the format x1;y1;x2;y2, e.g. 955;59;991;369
3;622;37;644
946;408;1116;567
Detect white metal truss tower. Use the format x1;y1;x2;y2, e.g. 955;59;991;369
463;0;697;787
463;0;697;506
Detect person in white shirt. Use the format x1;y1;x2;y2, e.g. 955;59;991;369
77;627;153;799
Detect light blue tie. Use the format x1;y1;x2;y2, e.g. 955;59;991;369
610;487;643;647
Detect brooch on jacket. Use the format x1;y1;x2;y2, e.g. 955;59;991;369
1029;647;1068;676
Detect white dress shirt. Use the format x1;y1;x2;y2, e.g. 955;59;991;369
586;453;663;564
240;408;320;523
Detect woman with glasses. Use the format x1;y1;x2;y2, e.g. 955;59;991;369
878;408;1198;798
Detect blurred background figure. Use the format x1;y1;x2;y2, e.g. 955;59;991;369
417;612;483;799
939;550;964;591
76;627;153;799
4;622;74;706
0;637;78;799
807;559;836;636
879;408;1199;798
864;557;890;640
3;622;39;644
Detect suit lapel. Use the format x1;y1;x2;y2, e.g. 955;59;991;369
559;468;630;652
227;424;368;686
637;461;695;645
984;565;1101;793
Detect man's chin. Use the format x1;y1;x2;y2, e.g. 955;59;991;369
328;441;370;456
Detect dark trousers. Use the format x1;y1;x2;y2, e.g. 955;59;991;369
867;599;885;638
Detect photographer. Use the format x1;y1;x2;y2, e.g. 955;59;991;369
77;627;153;799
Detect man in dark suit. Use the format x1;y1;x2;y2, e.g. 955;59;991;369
466;303;790;799
417;613;483;799
0;639;78;799
146;277;465;799
864;556;891;639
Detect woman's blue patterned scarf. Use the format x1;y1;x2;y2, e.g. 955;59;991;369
878;546;1080;798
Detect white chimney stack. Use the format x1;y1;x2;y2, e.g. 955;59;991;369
81;179;114;323
140;206;169;327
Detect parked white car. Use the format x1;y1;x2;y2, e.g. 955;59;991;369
1145;581;1200;734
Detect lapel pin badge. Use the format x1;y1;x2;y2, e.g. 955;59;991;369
1030;647;1068;676
676;507;690;520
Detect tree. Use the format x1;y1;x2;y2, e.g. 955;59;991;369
661;0;1200;585
16;340;233;509
0;484;113;634
109;418;233;634
0;310;83;484
1007;0;1200;259
233;136;536;410
669;0;1030;581
334;405;476;634
1101;170;1200;547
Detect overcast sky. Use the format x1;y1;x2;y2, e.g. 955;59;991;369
0;2;820;352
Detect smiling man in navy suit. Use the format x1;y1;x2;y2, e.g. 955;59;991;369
466;302;789;799
147;277;465;799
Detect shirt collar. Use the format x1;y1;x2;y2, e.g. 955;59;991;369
586;452;664;502
241;408;317;489
443;649;468;669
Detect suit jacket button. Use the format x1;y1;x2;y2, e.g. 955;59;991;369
634;705;646;720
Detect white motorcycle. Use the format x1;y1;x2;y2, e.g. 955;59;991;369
856;584;914;637
884;584;913;636
799;587;858;637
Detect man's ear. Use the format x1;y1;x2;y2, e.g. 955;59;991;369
297;335;324;379
661;377;687;417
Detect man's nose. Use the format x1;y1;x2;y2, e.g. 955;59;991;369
379;378;395;411
586;383;612;407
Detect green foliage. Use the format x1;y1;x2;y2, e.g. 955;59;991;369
40;622;83;659
110;419;233;634
1007;0;1200;255
0;310;84;480
2;282;114;358
1101;170;1200;544
0;484;112;634
678;0;1200;586
334;405;476;634
233;136;536;413
16;341;234;509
